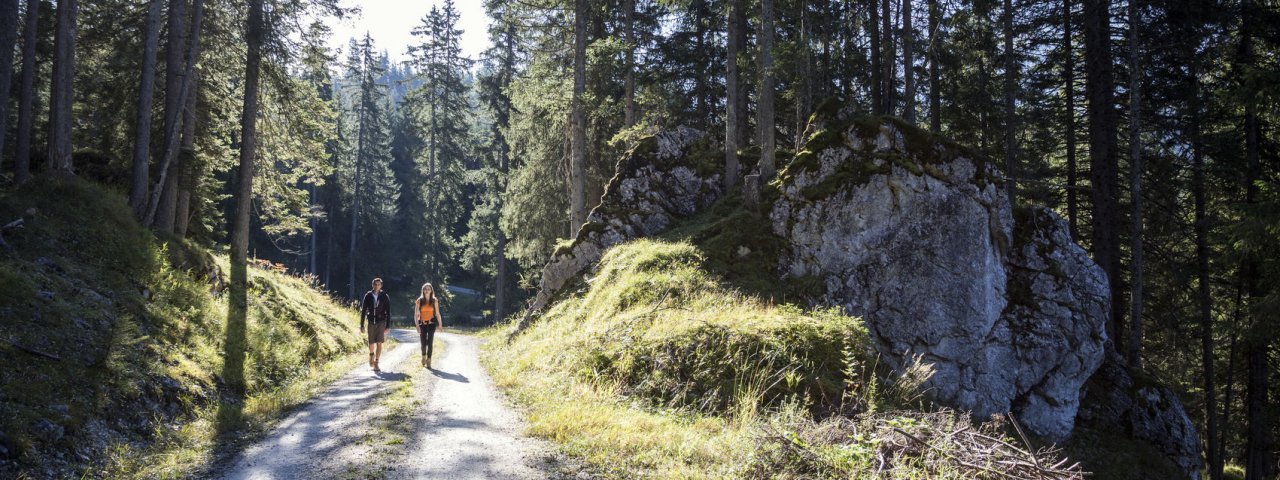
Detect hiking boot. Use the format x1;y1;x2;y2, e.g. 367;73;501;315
426;356;431;369
373;359;380;372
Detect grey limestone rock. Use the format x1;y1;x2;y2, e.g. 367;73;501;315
770;118;1108;441
512;127;721;337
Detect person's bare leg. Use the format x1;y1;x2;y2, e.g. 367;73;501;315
374;342;383;369
368;342;375;368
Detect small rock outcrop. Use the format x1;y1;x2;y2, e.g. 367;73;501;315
1077;352;1203;477
770;115;1108;440
512;126;720;336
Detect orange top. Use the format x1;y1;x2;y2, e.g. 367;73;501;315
417;298;436;325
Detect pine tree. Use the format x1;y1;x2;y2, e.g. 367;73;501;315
342;33;396;299
407;0;472;284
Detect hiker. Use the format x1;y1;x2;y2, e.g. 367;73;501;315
360;278;392;371
415;282;444;368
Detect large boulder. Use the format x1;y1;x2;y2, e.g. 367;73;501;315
769;115;1108;441
513;126;720;335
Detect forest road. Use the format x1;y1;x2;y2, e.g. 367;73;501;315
214;329;551;479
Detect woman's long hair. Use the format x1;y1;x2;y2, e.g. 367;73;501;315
417;283;437;308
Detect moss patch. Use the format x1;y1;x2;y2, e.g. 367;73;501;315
777;113;1000;203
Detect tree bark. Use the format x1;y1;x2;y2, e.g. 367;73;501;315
46;0;77;172
902;0;915;122
0;0;18;163
1082;0;1123;348
129;0;164;218
757;0;776;181
1241;2;1272;475
871;0;882;114
1002;0;1016;202
795;5;811;148
927;0;940;131
724;0;744;190
155;0;189;233
175;69;199;237
623;0;637;128
1191;68;1218;479
142;0;203;228
1125;0;1142;369
882;0;895;115
569;0;588;229
1063;0;1078;240
1220;325;1239;480
14;0;37;184
231;0;264;302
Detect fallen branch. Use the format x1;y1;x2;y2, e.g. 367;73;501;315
0;218;23;252
6;340;61;361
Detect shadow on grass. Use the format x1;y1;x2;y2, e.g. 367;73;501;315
215;260;248;438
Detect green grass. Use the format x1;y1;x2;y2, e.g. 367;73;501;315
482;236;876;478
0;177;365;478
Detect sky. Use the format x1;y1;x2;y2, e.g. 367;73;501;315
327;0;493;66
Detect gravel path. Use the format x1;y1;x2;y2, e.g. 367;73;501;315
214;329;550;479
390;332;549;479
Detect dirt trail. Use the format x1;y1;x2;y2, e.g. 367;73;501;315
214;329;549;479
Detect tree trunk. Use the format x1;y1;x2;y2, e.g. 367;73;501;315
927;0;940;131
623;0;637;128
46;0;76;172
1063;0;1078;240
795;5;811;148
14;0;38;184
757;0;776;181
1081;0;1123;348
724;0;742;190
1219;321;1239;480
308;184;317;275
1192;72;1218;479
129;0;164;218
902;0;915;122
231;0;264;301
871;0;882;114
155;0;189;233
1125;0;1142;369
0;0;18;163
142;0;203;228
569;0;588;229
1002;0;1016;202
882;0;895;115
1241;3;1272;473
175;69;199;237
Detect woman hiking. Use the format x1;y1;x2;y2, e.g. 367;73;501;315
415;283;444;368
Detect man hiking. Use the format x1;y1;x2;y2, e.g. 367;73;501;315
360;278;392;371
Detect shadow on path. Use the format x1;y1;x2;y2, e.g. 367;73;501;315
430;369;469;383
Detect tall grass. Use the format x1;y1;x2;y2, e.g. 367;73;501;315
483;239;872;477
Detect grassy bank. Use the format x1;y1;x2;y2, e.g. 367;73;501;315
0;177;366;478
483;193;1085;478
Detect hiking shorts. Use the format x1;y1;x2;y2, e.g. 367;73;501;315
367;321;388;344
